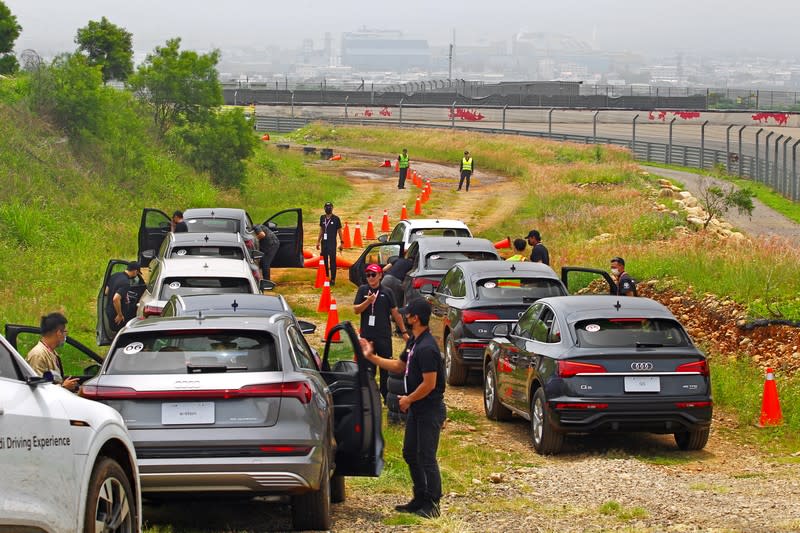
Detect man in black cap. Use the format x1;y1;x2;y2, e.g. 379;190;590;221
610;257;637;296
360;298;446;519
316;202;343;285
172;210;188;233
457;150;473;191
526;230;549;265
105;261;141;332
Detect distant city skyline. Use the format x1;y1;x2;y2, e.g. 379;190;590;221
5;0;800;59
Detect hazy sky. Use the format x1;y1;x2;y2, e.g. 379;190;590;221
5;0;799;59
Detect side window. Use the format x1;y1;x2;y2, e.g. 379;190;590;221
158;237;170;259
515;303;541;339
452;270;466;298
147;262;160;293
532;307;555;343
390;224;404;242
287;327;318;371
0;343;22;381
438;270;455;296
245;213;255;231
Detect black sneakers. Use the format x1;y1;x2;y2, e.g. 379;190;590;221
394;498;424;513
413;501;440;518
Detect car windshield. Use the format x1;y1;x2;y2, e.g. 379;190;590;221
574;318;688;348
185;217;240;234
169;246;245;259
425;251;497;270
107;331;279;374
409;228;470;242
476;278;565;301
159;277;252;299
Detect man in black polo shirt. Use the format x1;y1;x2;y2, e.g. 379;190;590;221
381;255;413;306
316;202;343;285
105;261;141;332
172;210;188;233
526;229;550;265
610;256;637;296
361;298;446;519
353;263;409;400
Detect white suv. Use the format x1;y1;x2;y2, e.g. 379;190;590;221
0;334;140;533
381;218;472;248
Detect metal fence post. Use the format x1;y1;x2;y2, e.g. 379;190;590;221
548;108;555;137
700;120;709;170
737;126;747;177
725;124;734;173
765;131;775;185
593;110;600;143
399;98;404;125
344;95;349;120
782;136;792;196
668;118;677;164
502;105;507;131
290;92;295;118
793;140;800;201
755;128;763;182
451;101;456;130
774;134;784;190
632;114;639;154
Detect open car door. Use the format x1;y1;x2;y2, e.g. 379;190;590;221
321;321;384;478
96;259;146;346
4;324;103;383
348;241;404;286
139;208;171;264
561;266;616;295
263;208;304;268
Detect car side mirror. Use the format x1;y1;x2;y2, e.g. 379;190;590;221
141;249;156;261
251;250;265;260
298;320;317;335
259;279;276;291
83;364;102;377
420;284;434;295
377;235;388;243
492;323;510;337
267;221;278;231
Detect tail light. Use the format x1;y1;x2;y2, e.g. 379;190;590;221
412;277;440;289
80;381;313;404
259;445;312;456
558;360;607;378
675;401;712;408
554;402;609;409
462;310;500;324
457;342;488;349
142;304;163;318
675;360;709;376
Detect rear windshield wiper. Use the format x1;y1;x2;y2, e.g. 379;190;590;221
186;364;247;373
635;342;664;348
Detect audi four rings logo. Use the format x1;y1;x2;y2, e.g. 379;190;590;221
631;362;654;371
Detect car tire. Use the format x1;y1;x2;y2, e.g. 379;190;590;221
445;335;468;386
674;427;710;451
530;388;564;455
387;373;405;396
385;391;400;412
291;456;331;531
83;456;136;533
330;474;346;504
484;362;512;421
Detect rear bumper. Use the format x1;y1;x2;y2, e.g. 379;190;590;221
548;399;713;434
453;338;489;368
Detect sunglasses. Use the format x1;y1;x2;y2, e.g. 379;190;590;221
365;272;380;278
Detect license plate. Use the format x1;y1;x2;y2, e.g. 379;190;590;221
624;376;660;393
162;402;215;425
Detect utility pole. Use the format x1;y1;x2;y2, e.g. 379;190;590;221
448;43;453;85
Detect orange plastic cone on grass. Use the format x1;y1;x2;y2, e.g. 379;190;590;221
421;181;431;204
314;259;326;288
353;223;364;247
400;204;408;219
394;160;399;172
261;133;270;141
324;297;341;342
317;280;331;312
758;367;783;427
303;249;314;259
304;255;322;268
414;197;422;215
342;222;352;249
366;216;376;240
381;209;390;232
413;171;421;188
494;237;511;249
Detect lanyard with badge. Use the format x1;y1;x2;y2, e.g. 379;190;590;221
403;338;417;394
367;289;378;327
322;216;332;241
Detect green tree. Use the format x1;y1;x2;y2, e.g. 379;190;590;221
0;1;22;74
130;37;222;134
697;175;755;229
75;16;133;83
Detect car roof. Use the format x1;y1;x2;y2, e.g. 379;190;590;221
158;257;253;276
538;295;676;321
415;237;499;253
459;260;560;281
183;208;248;219
168;232;243;245
172;294;287;314
400;219;470;230
118;314;290;334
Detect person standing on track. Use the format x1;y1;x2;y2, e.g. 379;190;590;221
457;150;473;191
316;202;343;286
397;148;410;189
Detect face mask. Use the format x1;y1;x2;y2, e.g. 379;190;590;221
403;318;413;332
611;268;620;276
57;334;66;348
324;208;332;215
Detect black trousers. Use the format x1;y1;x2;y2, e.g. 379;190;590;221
458;170;472;191
364;336;392;400
321;245;337;282
260;244;279;280
403;401;446;503
398;167;408;188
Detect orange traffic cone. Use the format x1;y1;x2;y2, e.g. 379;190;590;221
401;204;408;219
353;223;364;247
303;249;314;259
494;237;512;249
381;159;391;167
329;154;342;161
335;256;353;268
261;133;270;141
414;196;422;215
317;280;331;312
314;259;326;288
414;171;421;188
304;255;322;268
324;297;341;342
421;181;431;204
394;160;399;172
381;209;390;232
366;216;376;240
758;367;783;427
342;222;352;249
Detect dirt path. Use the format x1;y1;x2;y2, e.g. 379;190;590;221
643;165;800;246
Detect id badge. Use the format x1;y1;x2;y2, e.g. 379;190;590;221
368;315;376;327
323;233;328;240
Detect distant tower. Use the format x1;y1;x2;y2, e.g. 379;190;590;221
324;32;332;66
